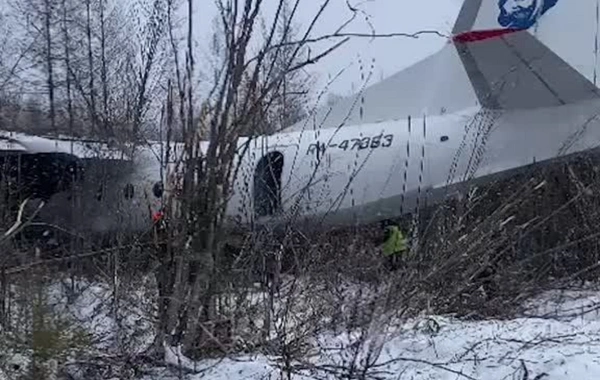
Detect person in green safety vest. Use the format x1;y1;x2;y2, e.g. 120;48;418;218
382;224;409;270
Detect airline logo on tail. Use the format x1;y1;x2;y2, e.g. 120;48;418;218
497;0;559;30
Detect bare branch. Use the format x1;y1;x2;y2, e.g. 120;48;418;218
1;198;45;242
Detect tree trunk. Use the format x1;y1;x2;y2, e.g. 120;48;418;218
44;0;56;133
180;236;215;354
85;0;97;135
61;0;73;137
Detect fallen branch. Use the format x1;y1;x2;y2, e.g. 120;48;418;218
1;198;46;242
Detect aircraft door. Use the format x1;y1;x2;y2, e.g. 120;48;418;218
251;142;300;222
253;151;284;218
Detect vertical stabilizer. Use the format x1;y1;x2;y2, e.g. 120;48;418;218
451;0;600;110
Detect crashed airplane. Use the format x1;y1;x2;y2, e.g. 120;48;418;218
1;0;600;237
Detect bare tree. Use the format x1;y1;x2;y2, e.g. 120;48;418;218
42;0;56;133
146;0;354;358
83;0;100;136
99;0;108;131
260;0;315;133
0;3;30;129
7;0;59;134
60;0;73;135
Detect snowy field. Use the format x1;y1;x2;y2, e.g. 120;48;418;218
2;277;600;379
143;288;600;380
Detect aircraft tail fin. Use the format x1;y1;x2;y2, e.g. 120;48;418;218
451;0;600;109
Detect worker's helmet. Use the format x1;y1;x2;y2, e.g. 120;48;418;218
380;219;395;229
383;224;398;241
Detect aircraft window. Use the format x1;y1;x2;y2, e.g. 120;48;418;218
124;183;134;199
253;151;284;217
96;185;103;201
153;181;164;198
440;135;449;142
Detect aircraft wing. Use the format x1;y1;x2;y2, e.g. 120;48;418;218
0;131;129;160
0;137;28;153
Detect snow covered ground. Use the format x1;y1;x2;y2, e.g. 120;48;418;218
2;275;600;379
146;287;600;380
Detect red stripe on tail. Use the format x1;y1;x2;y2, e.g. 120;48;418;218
453;28;521;43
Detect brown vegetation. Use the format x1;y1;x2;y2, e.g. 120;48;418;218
0;0;599;378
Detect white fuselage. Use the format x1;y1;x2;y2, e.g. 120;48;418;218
76;97;600;235
11;0;600;236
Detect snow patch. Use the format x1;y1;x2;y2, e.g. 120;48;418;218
151;288;600;379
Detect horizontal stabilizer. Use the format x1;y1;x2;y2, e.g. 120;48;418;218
454;30;600;109
452;0;600;110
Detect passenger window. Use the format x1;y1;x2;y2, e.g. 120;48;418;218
96;184;104;201
153;181;164;198
124;183;134;199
